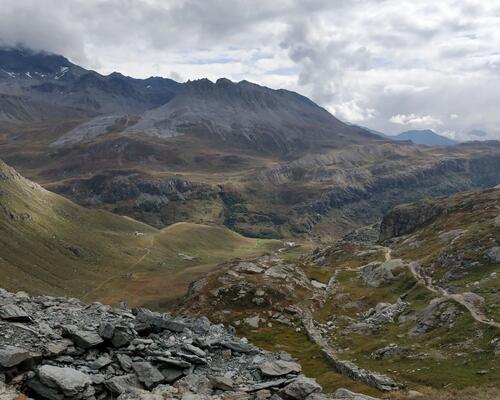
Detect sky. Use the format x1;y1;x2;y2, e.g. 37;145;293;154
1;0;500;141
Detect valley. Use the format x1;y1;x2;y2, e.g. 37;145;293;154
0;159;278;305
0;46;499;400
1;49;500;240
176;186;500;398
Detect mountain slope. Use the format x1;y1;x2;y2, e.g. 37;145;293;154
124;78;380;155
177;186;500;397
0;47;499;239
0;159;277;305
0;47;182;116
390;129;458;146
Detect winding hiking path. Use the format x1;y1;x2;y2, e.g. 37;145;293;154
407;260;500;329
81;237;154;302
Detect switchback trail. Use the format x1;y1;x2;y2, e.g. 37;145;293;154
405;253;500;330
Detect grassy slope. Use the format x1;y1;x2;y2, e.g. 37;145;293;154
0;160;278;306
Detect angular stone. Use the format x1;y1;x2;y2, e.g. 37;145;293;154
183;343;206;358
112;327;133;348
486;246;500;263
46;340;73;356
210;376;234;391
281;375;321;400
38;365;92;398
27;378;64;400
62;325;104;349
98;321;115;339
117;353;133;371
89;355;112;370
235;262;264;274
259;360;302;377
135;309;187;333
221;341;257;354
210;375;235;391
0;304;31;322
0;345;31;368
132;362;164;389
155;357;191;369
160;366;185;384
244;379;287;392
105;374;143;394
117;388;163;400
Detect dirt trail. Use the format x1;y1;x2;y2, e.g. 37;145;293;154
81;238;154;302
405;253;500;330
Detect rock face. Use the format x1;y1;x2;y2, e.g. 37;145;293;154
125;78;375;155
379;200;445;241
0;288;325;400
359;260;404;288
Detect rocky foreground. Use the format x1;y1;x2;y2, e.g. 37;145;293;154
0;289;376;400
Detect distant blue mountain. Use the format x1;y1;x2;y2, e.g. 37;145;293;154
390;130;458;146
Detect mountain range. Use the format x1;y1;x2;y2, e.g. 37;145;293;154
1;46;500;400
0;46;499;239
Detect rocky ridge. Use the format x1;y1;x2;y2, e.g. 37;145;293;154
0;288;375;400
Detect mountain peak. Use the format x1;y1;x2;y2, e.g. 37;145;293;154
393;129;458;146
0;46;73;77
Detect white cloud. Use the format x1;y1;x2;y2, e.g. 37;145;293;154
389;114;443;129
331;101;377;123
0;0;500;140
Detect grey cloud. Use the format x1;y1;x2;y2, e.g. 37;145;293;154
0;0;499;140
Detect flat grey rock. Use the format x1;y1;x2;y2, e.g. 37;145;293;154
62;325;104;349
282;375;321;400
0;304;31;322
132;362;165;389
0;345;31;368
38;365;92;397
259;360;302;377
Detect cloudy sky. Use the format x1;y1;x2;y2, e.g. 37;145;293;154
1;0;500;140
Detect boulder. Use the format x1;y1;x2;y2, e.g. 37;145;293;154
105;374;143;394
0;345;31;368
485;247;500;263
370;344;407;360
160;366;185;384
89;355;112;370
38;365;92;398
281;375;321;399
259;360;302;377
235;262;264;274
117;388;163;400
116;353;133;371
46;340;73;357
221;341;256;354
209;375;235;391
0;304;31;322
132;362;165;389
62;325;104;349
112;327;134;348
135;309;187;333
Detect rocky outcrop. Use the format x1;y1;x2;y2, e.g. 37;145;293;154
379;200;445;241
0;288;327;400
379;185;500;241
